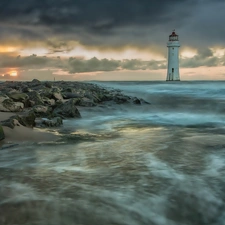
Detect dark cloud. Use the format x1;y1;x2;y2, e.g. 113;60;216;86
1;49;224;75
1;0;221;49
0;53;167;73
0;0;191;27
67;57;120;73
180;48;220;68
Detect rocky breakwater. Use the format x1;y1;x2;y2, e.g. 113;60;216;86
0;79;149;140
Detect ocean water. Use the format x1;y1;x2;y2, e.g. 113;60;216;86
1;81;225;225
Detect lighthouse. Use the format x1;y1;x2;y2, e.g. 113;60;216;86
166;30;180;81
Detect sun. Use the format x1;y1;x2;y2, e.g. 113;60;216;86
10;71;18;76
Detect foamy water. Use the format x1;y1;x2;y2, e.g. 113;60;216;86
0;81;225;225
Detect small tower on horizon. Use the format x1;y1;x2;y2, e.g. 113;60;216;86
166;30;180;81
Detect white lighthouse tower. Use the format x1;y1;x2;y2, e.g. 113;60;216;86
166;30;180;81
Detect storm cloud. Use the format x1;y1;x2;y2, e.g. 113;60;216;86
0;0;224;48
1;51;223;76
0;53;166;73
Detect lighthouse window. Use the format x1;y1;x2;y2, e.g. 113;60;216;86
172;48;174;50
172;68;174;72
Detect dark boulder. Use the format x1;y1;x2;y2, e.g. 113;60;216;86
79;97;96;107
27;91;44;105
62;92;81;99
7;93;29;107
33;105;52;118
31;79;41;84
44;82;52;88
42;117;63;127
7;93;28;102
113;95;130;104
133;97;141;105
1;117;20;129
1;99;24;112
15;111;36;128
53;99;81;118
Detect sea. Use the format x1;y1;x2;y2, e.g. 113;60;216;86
0;81;225;225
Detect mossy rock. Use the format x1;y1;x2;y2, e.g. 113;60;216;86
27;91;44;105
15;111;36;127
53;99;81;118
0;125;5;141
7;93;29;102
2;99;24;112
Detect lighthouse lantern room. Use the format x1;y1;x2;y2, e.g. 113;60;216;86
166;30;180;81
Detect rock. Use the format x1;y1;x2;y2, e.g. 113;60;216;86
63;87;74;93
102;94;113;101
15;111;36;127
7;93;29;107
80;97;96;107
33;105;52;117
133;97;141;105
27;91;44;105
62;92;81;99
41;117;63;127
40;89;52;98
52;91;63;101
1;99;24;112
45;82;52;88
0;94;10;103
53;99;81;118
1;117;20;129
7;93;29;102
0;125;5;141
22;86;32;93
113;95;130;104
42;97;55;106
31;79;41;84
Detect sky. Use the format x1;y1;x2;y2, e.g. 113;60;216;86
0;0;225;81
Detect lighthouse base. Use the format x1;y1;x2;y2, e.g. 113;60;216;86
166;79;180;81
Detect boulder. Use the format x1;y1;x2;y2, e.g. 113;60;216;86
7;93;29;102
0;125;5;141
44;82;52;88
42;117;63;127
1;117;20;129
15;111;36;127
1;99;24;112
1;111;36;128
62;92;81;99
40;89;52;98
53;99;81;118
113;95;130;104
0;94;10;103
133;97;141;105
31;79;41;84
27;91;44;105
79;97;96;107
22;86;32;93
33;105;52;117
42;97;55;106
52;91;63;101
7;93;29;107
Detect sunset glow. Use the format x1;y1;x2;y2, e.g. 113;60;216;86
10;71;18;76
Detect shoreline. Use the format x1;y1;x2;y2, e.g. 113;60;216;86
0;111;59;147
0;80;147;147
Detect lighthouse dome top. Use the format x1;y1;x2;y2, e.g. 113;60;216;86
169;30;179;41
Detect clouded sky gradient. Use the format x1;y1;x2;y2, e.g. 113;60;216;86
0;0;225;80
